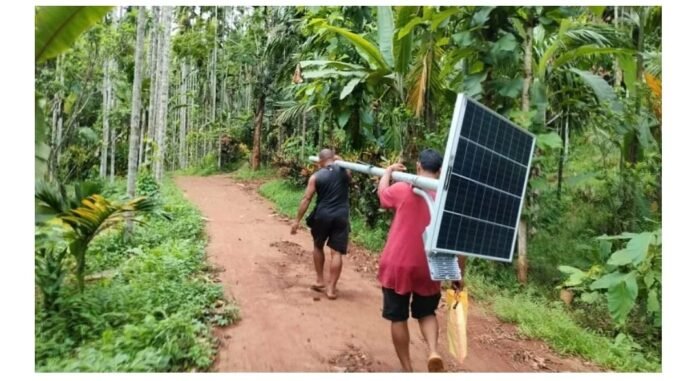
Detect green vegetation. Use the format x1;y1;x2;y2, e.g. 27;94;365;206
465;272;659;371
35;179;239;371
35;4;661;372
258;179;306;217
232;163;277;182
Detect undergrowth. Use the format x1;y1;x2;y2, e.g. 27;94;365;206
231;162;277;181
465;271;661;372
35;178;240;371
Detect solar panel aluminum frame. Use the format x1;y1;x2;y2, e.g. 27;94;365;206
425;94;536;263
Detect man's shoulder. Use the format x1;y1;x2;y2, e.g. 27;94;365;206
389;181;411;192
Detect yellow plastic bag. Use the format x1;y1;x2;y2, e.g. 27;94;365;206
445;288;468;362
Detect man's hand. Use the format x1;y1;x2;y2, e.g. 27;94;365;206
379;162;405;195
386;163;406;172
290;221;300;235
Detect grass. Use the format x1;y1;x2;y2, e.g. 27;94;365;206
231;162;277;181
258;179;310;218
465;272;661;372
35;177;240;371
257;179;387;252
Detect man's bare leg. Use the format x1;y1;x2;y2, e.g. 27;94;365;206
418;315;444;372
311;246;325;290
326;249;343;299
391;321;413;372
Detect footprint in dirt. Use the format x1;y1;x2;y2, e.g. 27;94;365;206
271;241;307;257
328;343;375;372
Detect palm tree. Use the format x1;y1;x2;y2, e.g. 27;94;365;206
126;7;147;233
36;181;157;291
247;7;303;169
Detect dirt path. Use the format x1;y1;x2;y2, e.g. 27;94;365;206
176;175;599;372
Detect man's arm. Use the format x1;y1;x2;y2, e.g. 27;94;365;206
378;163;406;194
291;175;316;234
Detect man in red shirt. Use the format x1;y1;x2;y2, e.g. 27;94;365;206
377;149;445;372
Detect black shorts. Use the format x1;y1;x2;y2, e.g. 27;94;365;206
382;287;441;322
310;215;349;254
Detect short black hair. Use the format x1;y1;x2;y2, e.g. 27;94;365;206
418;149;443;173
318;148;335;161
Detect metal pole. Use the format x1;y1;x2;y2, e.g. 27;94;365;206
308;156;439;191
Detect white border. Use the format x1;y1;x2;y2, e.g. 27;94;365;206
425;93;467;255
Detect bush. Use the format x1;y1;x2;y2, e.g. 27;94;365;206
272;136;315;187
35;178;239;372
136;170;160;199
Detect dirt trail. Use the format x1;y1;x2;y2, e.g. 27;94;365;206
176;175;599;372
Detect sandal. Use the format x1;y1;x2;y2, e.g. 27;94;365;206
310;284;326;292
427;354;445;372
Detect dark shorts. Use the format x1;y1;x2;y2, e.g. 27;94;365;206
310;215;349;254
382;287;441;322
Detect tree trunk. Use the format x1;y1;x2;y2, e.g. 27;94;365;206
179;61;188;169
613;6;623;90
521;23;533;114
56;56;65;178
557;114;568;199
55;109;63;177
109;61;118;182
318;113;324;149
154;6;173;182
109;123;115;182
516;19;534;284
50;97;59;157
516;220;528;284
625;7;647;165
301;110;307;160
251;93;265;170
278;121;285;149
100;58;111;178
139;113;145;168
212;6;218;167
49;94;62;182
126;7;147;232
188;67;195;167
146;7;160;168
564;114;569;159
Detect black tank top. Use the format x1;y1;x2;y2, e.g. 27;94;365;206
314;163;350;219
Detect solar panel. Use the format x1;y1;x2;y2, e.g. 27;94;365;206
426;95;535;264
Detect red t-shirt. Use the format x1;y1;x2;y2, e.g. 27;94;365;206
377;181;441;296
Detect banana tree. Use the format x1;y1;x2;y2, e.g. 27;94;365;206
302;6;457;155
239;7;302;170
36;181;157;291
613;6;661;164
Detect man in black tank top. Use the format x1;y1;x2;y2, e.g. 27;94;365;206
291;148;351;300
